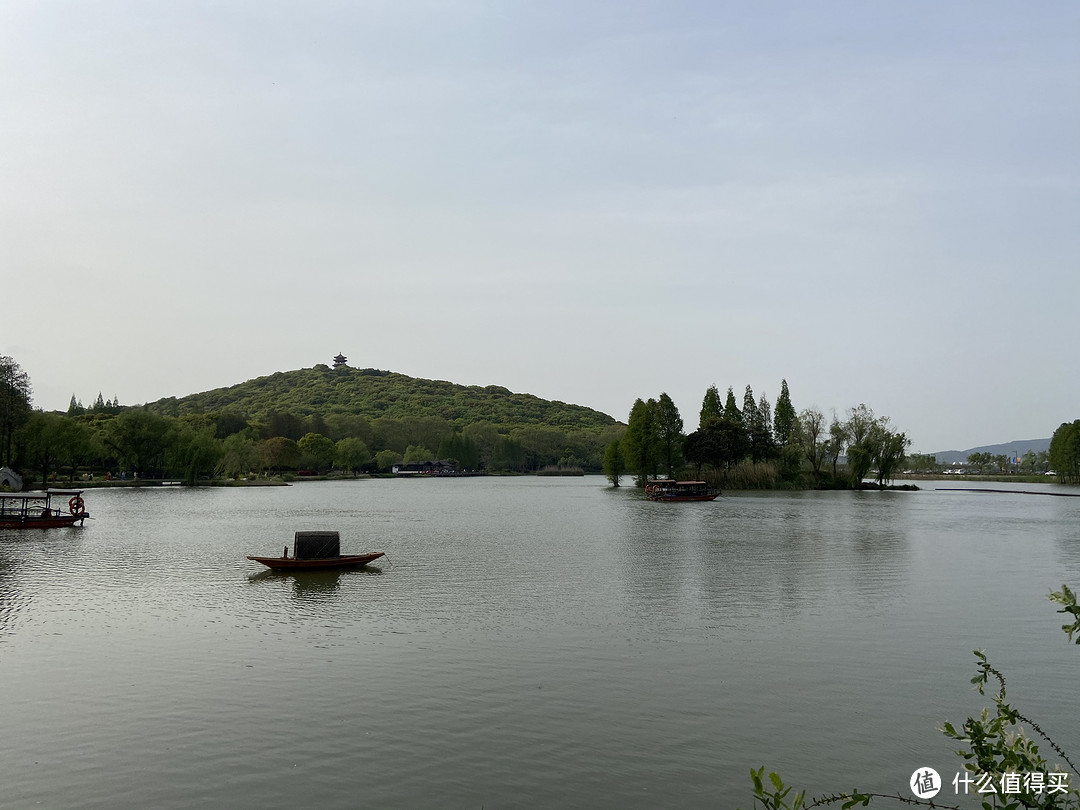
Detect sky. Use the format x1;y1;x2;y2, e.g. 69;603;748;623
2;1;1077;453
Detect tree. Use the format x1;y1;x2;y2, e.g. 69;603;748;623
55;418;97;482
260;437;301;473
463;421;501;470
491;436;525;472
844;404;878;487
700;385;723;429
167;425;222;484
723;387;743;428
374;448;403;472
906;453;940;474
0;356;32;468
335;437;372;473
967;451;994;474
796;408;827;480
746;386;775;462
438;432;480;471
773;380;796;446
826;415;846;478
655;392;684;479
104;410;172;476
324;413;374;444
1050;421;1080;485
622;398;659;485
23;411;66;485
757;393;775;458
845;404;876;447
603;440;625;487
685;416;747;471
870;422;909;486
297;432;336;471
220;433;259;478
403;444;435;464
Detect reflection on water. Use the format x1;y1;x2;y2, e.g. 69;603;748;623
0;478;1076;810
0;547;30;641
247;566;384;600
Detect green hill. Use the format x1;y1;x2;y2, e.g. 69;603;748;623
146;364;618;432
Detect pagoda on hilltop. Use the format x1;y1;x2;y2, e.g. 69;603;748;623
333;353;348;368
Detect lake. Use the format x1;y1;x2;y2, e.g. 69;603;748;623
1;477;1078;809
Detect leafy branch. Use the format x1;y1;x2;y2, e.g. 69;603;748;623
741;587;1080;810
1049;585;1080;644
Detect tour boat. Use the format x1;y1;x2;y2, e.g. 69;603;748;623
0;489;90;529
248;530;385;571
643;480;720;502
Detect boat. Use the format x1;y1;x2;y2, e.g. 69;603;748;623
643;480;720;502
0;488;90;528
247;530;385;571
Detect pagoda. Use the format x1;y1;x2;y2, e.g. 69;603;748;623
333;353;348;368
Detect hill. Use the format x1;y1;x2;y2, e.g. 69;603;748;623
145;364;619;432
932;438;1050;464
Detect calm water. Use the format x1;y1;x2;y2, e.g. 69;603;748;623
1;477;1078;809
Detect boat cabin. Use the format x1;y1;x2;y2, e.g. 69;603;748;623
293;531;341;559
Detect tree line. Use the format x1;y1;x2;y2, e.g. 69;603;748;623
1050;420;1080;485
604;380;913;490
0;355;623;485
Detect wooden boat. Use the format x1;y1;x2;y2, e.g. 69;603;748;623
644;480;720;502
247;551;386;570
0;489;90;529
248;530;385;570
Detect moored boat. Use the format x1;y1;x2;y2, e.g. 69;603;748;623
247;530;385;570
0;489;90;528
247;551;387;570
643;480;720;502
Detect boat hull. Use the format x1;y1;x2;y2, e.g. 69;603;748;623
644;480;720;502
646;493;719;502
0;513;89;529
246;552;385;570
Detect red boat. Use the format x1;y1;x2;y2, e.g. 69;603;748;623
0;489;90;529
248;531;385;570
644;480;720;502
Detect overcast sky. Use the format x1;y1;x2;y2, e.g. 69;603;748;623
3;2;1077;453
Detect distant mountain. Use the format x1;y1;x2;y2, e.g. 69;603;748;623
933;438;1051;464
145;364;620;432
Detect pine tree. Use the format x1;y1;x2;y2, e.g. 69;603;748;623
723;387;743;427
757;393;774;447
655;392;684;478
773;379;796;445
700;385;723;429
623;398;659;486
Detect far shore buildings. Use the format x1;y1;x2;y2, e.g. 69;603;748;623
333;353;348;367
392;460;458;476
